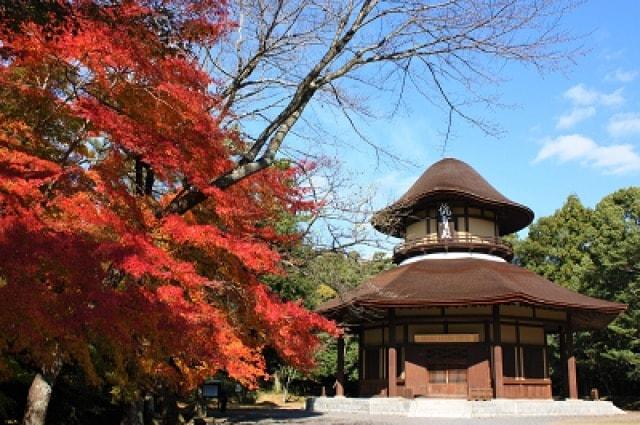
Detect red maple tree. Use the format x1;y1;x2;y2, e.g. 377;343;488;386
0;1;336;422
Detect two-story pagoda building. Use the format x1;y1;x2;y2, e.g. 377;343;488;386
318;158;626;400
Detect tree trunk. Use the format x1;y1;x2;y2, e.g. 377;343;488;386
121;400;144;425
22;373;53;425
273;370;281;393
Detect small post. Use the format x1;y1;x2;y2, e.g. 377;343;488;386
336;335;345;397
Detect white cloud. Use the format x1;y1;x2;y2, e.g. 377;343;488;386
375;171;419;202
607;113;640;137
555;107;596;129
534;134;640;174
564;85;599;105
563;84;624;107
605;68;639;83
535;134;597;163
600;88;625;106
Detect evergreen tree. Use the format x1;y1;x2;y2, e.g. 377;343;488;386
516;189;640;405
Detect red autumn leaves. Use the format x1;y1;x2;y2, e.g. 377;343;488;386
0;0;335;393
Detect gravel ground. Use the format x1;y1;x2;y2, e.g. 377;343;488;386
207;409;640;425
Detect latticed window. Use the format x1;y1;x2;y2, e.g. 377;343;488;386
502;344;547;379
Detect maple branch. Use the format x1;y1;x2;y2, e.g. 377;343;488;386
135;158;144;195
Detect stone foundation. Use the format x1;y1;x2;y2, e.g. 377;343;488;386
306;397;625;418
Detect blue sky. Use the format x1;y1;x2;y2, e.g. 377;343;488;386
309;1;640;248
274;1;640;253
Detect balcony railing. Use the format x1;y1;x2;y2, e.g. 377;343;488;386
393;233;513;261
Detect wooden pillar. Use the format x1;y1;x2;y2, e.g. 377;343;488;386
357;329;363;391
559;326;568;398
336;335;345;397
387;309;397;397
492;306;504;398
567;315;578;399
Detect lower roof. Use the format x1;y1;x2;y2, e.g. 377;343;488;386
316;258;626;331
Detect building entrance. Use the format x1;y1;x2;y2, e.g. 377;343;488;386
425;345;469;398
428;364;468;397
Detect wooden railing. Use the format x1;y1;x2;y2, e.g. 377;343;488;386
394;234;513;260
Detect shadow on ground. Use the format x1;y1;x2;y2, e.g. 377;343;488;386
208;408;321;423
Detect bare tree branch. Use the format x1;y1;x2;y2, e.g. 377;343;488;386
162;0;581;217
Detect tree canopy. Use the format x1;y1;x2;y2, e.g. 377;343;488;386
0;1;335;422
515;189;640;402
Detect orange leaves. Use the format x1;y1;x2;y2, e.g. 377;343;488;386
161;216;281;275
250;284;338;372
0;0;334;396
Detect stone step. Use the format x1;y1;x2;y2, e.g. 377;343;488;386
306;397;625;418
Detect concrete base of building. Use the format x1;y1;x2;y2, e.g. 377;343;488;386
305;397;625;418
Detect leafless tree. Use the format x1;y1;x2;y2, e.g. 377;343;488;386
163;0;578;217
295;159;391;252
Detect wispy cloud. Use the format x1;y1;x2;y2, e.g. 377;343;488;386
605;68;639;83
607;113;640;138
534;134;640;174
555;107;596;129
374;170;419;203
603;48;625;61
563;84;624;107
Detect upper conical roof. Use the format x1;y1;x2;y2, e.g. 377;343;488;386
372;158;534;236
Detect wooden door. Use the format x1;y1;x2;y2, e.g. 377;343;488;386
425;346;469;398
427;365;468;397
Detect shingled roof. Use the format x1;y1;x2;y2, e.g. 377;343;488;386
317;258;626;330
372;158;534;237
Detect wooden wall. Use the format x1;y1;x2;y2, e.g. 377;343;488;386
503;378;552;399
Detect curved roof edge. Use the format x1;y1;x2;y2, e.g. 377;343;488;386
316;259;626;331
372;158;534;237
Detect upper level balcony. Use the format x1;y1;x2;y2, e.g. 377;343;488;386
393;233;514;263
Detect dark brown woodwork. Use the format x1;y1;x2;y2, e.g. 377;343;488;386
503;378;552;399
359;379;387;397
371;158;535;237
358;330;363;392
467;344;492;400
464;206;469;232
404;345;427;396
567;315;578;399
492;306;504;398
388;347;397;397
336;335;345;396
559;326;568;398
393;234;514;263
319;158;625;402
388;310;397;397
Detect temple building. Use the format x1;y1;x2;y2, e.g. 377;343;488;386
317;158;626;400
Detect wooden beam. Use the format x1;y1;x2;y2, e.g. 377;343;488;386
336;335;345;397
492;306;504;398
